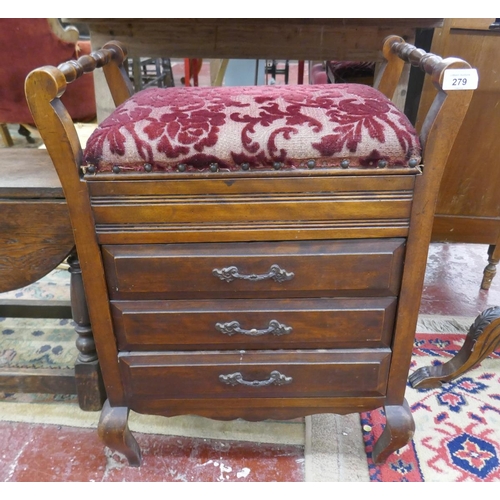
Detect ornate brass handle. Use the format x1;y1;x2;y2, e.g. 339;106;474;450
215;320;292;336
212;264;294;283
219;370;293;387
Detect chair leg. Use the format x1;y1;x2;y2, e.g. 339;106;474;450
18;124;36;144
68;251;106;411
0;123;14;147
297;61;305;84
481;244;500;290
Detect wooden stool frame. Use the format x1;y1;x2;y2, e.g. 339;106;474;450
25;37;473;465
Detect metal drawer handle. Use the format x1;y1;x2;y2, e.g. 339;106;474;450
212;264;294;283
215;320;292;337
219;370;293;387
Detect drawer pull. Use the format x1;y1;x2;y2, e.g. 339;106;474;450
215;320;293;337
219;370;293;387
212;264;294;283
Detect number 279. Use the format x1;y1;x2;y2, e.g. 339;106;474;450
452;78;468;86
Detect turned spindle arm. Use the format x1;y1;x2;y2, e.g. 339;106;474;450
378;35;473;98
25;40;134;186
57;40;133;106
377;35;474;169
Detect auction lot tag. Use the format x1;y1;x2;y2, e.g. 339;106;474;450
442;68;479;90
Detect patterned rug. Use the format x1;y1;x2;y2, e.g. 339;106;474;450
362;332;500;482
0;267;77;371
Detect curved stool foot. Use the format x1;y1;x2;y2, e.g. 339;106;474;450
372;399;415;464
409;306;500;389
98;399;141;467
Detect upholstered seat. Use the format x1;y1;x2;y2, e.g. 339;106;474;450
83;83;421;175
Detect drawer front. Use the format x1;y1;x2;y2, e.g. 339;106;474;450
89;175;415;245
103;239;405;299
119;349;391;401
112;297;397;350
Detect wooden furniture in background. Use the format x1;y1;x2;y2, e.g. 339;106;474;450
0;148;105;410
417;18;500;289
63;18;443;121
25;36;472;466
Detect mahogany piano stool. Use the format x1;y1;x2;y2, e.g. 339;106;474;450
25;36;474;466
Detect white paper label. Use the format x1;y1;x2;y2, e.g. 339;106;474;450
442;68;479;90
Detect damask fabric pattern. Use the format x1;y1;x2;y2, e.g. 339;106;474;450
83;84;421;173
362;333;500;482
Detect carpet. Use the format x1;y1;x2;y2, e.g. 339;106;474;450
0;267;76;371
362;332;500;482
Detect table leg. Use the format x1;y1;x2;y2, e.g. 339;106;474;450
68;251;106;410
409;306;500;389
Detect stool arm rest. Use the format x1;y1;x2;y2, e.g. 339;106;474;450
377;35;472;101
25;40;134;186
377;35;474;168
387;37;471;91
58;40;133;107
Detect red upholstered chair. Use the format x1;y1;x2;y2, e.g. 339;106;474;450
0;18;96;146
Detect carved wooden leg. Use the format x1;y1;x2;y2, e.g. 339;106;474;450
68;251;106;411
98;399;142;467
409;306;500;389
372;398;415;464
481;244;500;290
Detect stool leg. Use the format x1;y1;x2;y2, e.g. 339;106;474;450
68;251;106;411
372;399;415;464
98;400;141;466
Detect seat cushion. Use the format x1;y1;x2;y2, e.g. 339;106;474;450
83;83;421;174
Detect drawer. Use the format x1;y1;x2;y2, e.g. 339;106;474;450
119;349;391;403
111;297;397;350
102;239;405;299
89;175;415;245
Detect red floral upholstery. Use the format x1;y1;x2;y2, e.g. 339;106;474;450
83;83;421;174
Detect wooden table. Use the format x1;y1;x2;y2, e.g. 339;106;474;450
0;148;105;409
65;18;443;121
